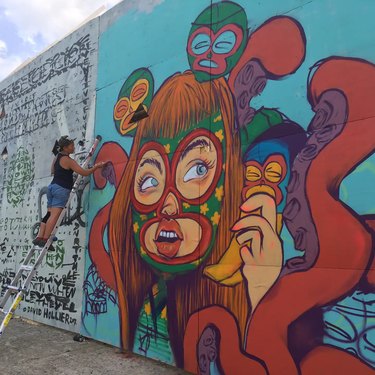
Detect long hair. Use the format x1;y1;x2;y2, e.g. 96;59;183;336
108;71;247;367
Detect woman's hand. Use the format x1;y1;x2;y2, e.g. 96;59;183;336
94;161;106;169
232;193;283;312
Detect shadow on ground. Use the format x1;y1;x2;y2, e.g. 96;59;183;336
0;317;190;375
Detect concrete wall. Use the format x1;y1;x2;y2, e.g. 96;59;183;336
0;19;99;332
1;1;375;374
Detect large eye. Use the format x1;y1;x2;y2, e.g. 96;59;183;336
246;165;262;182
191;33;211;55
175;135;219;201
265;162;283;183
130;79;149;102
183;163;208;182
114;97;130;120
140;176;159;192
133;148;166;207
212;30;237;54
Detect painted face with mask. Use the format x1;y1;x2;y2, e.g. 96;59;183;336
187;1;248;82
131;111;226;274
113;68;154;136
243;139;289;212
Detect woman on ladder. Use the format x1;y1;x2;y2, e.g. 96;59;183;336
33;135;105;249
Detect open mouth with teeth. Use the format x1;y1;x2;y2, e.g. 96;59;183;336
154;219;184;259
155;230;181;242
140;214;213;268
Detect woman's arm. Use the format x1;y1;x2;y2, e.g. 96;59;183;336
67;158;105;176
50;156;57;175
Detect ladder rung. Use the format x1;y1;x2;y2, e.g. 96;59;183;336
5;285;21;292
0;138;101;337
20;265;34;272
5;285;22;292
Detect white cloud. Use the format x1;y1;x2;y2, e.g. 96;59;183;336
1;0;120;45
0;0;164;81
0;54;23;81
1;0;164;46
0;39;23;81
0;39;7;56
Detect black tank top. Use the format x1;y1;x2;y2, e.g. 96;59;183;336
51;153;74;190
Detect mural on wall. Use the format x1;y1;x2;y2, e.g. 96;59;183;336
83;1;375;374
0;20;98;332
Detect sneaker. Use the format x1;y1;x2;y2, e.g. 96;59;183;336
32;237;42;245
35;239;47;248
34;238;55;251
33;239;45;247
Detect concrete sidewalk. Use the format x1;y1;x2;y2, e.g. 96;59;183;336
0;317;189;375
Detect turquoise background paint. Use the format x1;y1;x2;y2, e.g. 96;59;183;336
82;0;375;367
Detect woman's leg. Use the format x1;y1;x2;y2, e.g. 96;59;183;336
42;207;63;240
34;185;54;244
35;209;51;239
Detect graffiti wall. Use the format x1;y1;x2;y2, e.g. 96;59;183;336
0;19;98;332
82;0;375;374
0;0;374;373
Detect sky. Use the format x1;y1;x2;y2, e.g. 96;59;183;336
0;0;163;82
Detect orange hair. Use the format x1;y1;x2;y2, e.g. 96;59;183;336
108;71;247;366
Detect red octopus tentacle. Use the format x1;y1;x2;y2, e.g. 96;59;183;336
228;17;306;128
245;58;375;374
88;142;128;291
184;306;267;375
88;203;116;290
229;16;306;87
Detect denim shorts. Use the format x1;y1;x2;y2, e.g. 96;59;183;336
47;183;71;208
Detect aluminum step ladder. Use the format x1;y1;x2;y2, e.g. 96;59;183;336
0;135;102;337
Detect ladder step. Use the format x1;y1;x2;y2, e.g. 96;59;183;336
5;285;21;292
20;265;34;272
0;137;101;338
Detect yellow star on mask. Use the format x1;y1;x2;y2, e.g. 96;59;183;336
140;246;147;256
214;114;222;123
133;222;139;233
144;302;151;315
215;129;224;142
140;215;147;221
211;212;221;226
183;202;190;209
164;144;171;154
200;203;209;215
215;186;224;202
161;306;167;320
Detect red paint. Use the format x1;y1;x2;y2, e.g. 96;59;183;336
88;202;117;291
228;16;306;90
93;142;128;189
88;142;128;291
245;58;375;374
184;306;267;374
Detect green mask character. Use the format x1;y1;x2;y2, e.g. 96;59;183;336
187;1;248;82
113;68;154;136
130;111;226;275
